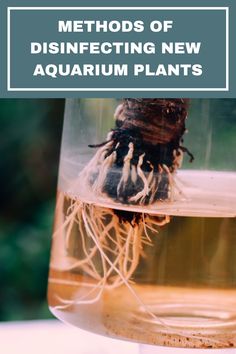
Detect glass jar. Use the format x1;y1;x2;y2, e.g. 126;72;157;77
48;99;236;349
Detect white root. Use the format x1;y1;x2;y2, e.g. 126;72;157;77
129;154;150;203
74;138;183;206
162;164;175;202
173;148;184;170
74;142;112;187
117;142;134;197
92;151;117;193
131;165;137;184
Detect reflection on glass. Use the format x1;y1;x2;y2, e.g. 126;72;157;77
48;99;236;348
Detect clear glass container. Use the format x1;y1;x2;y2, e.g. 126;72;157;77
48;99;236;349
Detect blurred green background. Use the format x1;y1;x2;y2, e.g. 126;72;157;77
0;99;235;322
0;99;64;321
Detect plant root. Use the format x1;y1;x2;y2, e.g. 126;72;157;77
50;196;227;347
